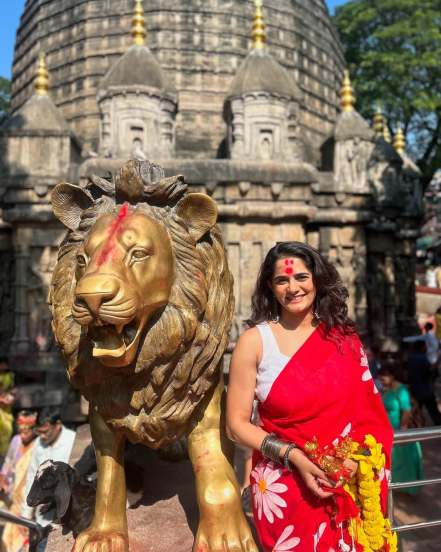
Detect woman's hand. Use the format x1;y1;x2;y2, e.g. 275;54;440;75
289;448;334;499
334;458;358;488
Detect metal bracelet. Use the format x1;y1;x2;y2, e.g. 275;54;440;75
260;433;287;463
283;443;297;471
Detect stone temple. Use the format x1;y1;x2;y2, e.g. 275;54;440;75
0;0;422;410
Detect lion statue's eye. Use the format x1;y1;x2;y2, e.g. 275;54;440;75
76;254;88;268
129;249;149;264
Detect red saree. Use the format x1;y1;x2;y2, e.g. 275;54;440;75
251;325;394;552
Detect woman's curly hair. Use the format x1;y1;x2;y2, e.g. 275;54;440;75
246;242;356;337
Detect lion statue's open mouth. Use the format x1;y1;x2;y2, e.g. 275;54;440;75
88;320;141;360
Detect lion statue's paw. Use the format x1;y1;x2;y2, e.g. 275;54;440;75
193;517;259;552
71;529;129;552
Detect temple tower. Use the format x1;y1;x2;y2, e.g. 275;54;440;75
97;0;177;160
11;0;345;158
225;1;304;162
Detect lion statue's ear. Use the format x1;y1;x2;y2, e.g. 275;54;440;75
175;193;218;241
51;182;94;231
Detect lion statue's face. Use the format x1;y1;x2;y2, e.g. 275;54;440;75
72;208;174;368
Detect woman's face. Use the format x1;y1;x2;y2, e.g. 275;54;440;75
18;426;35;446
379;373;394;390
270;256;316;317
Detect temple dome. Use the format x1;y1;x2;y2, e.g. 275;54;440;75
99;45;175;94
334;110;373;141
227;49;302;100
3;94;68;133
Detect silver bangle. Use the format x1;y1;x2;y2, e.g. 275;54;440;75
260;433;287;463
283;443;297;471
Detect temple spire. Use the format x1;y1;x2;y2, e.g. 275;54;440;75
132;0;146;46
393;124;406;154
34;52;49;96
340;69;355;112
373;103;384;136
383;121;391;143
252;0;266;50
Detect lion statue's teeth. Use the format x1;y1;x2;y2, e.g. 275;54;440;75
93;343;127;358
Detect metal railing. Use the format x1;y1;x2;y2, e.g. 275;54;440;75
0;508;50;552
388;425;441;533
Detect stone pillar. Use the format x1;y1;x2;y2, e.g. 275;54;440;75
229;98;244;159
10;238;30;355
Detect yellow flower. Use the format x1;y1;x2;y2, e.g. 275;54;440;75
344;435;396;552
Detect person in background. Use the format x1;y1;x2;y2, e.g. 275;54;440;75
0;358;16;465
379;365;423;495
0;411;38;552
21;407;75;552
407;341;441;425
403;322;439;371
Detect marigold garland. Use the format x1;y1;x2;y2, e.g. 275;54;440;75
344;434;397;552
305;433;397;552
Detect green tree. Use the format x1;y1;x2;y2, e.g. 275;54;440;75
0;77;11;121
334;0;441;185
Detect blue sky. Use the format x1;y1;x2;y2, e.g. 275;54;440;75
0;0;348;79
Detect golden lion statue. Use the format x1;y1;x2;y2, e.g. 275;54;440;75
49;160;256;552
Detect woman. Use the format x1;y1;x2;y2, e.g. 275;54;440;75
0;410;38;552
227;242;395;552
379;364;423;495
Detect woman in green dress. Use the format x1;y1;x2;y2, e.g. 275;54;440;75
379;364;423;494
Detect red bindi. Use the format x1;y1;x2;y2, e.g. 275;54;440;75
97;203;129;267
283;258;296;275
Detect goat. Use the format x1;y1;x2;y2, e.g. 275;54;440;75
26;460;95;537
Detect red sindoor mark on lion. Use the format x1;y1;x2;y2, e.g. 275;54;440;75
97;203;130;267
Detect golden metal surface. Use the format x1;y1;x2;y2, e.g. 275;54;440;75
373;103;384;135
49;160;256;551
35;52;49;96
132;0;146;46
72;408;128;551
252;0;266;50
340;69;355;112
188;377;258;551
393;125;406;154
383;123;391;143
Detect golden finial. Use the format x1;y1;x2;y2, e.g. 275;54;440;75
340;69;355;112
393;124;406;153
373;103;384;135
252;0;266;50
132;0;146;46
35;52;49;96
383;122;391;143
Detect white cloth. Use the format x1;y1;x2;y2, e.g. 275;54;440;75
403;332;439;365
255;322;289;403
21;426;76;525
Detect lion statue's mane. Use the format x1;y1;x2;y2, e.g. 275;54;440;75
49;161;234;447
